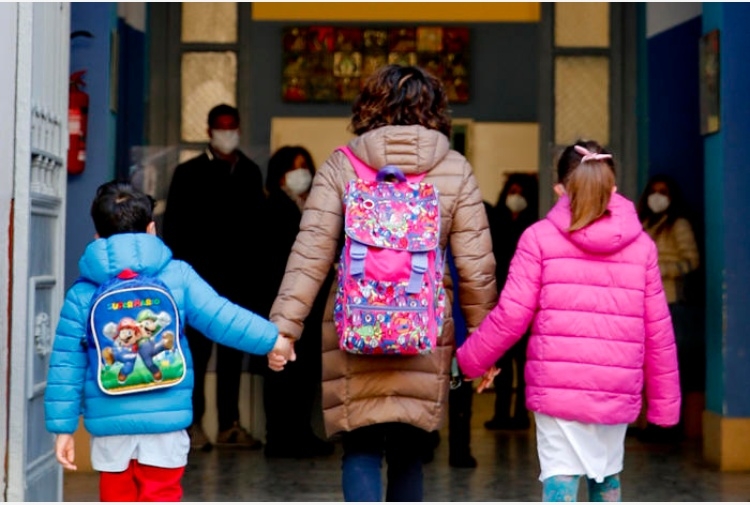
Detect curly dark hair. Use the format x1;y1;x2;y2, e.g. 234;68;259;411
350;65;452;138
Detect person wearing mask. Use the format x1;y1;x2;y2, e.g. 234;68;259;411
484;173;539;431
457;140;680;501
268;65;497;501
162;104;266;451
259;146;335;458
637;174;700;442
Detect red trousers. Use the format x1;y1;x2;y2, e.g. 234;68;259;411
99;460;184;502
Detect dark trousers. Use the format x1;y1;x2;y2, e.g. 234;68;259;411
341;423;431;502
186;326;243;432
448;378;474;457
492;334;529;421
262;320;320;446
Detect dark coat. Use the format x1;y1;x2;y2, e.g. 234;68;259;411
162;148;265;311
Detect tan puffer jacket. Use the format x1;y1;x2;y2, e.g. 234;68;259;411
269;125;497;437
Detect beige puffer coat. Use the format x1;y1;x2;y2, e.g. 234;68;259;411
269;125;497;437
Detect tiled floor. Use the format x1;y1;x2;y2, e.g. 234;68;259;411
64;393;750;501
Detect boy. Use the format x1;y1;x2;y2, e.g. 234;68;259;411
44;181;293;501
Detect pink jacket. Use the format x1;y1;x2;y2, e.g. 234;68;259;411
457;193;681;426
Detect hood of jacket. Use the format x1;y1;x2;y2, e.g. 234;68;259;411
347;125;451;176
547;193;643;254
78;233;173;285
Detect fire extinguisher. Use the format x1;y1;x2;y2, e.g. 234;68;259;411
68;69;89;175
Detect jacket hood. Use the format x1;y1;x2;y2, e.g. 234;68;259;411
78;234;173;285
348;125;451;175
547;193;643;254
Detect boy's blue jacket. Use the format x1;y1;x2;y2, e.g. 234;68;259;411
44;233;278;437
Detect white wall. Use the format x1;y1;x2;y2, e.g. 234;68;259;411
647;3;702;38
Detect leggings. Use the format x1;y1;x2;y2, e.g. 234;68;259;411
542;474;621;502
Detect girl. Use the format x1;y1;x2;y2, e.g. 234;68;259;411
457;140;681;501
268;64;497;501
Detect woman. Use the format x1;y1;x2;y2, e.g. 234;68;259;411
485;173;539;431
637;174;700;441
268;65;497;501
260;146;335;458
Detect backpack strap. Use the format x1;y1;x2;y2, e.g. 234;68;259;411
336;146;428;183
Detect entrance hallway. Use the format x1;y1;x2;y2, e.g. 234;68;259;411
63;393;750;501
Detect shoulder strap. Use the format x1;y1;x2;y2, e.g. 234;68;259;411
336;145;427;183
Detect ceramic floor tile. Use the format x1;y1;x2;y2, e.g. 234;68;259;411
63;393;750;502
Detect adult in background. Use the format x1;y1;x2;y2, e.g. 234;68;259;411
484;173;539;431
637;174;700;442
162;103;265;451
258;145;335;458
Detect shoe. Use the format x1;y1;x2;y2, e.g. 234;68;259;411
484;417;530;431
449;453;477;468
215;422;263;449
188;424;213;452
264;436;335;458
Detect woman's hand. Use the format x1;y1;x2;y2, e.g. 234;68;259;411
475;366;501;393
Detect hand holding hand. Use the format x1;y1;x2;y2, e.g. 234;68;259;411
476;366;501;393
267;334;296;372
55;434;77;471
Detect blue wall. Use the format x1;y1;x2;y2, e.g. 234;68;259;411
646;16;704;221
65;2;119;289
702;2;750;417
116;17;147;179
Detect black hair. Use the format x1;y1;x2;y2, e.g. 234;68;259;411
266;146;316;194
207;104;240;128
91;181;155;238
637;173;689;229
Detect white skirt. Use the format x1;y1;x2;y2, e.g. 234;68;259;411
535;412;627;483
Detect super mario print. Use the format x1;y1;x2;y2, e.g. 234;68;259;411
89;279;186;395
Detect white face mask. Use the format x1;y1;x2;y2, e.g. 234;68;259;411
210;129;240;155
284;168;312;196
505;194;528;214
647;193;670;214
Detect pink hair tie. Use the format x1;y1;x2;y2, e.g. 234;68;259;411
574;145;612;163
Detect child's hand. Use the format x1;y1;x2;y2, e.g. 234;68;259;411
267;334;296;372
476;366;501;393
55;434;77;471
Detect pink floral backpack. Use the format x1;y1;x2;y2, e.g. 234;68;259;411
334;146;446;356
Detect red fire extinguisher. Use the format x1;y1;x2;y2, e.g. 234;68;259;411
68;70;89;175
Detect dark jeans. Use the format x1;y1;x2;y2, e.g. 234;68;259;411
186;326;243;432
341;423;431;502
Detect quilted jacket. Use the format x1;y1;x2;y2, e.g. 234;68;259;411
457;193;681;426
269;125;498;436
44;233;278;437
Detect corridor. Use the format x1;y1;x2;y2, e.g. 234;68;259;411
63;393;750;501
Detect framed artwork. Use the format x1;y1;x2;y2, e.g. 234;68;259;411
699;29;720;136
282;25;470;103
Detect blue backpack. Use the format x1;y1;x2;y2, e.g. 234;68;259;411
87;269;186;395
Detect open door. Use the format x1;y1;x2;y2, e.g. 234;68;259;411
5;3;70;501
